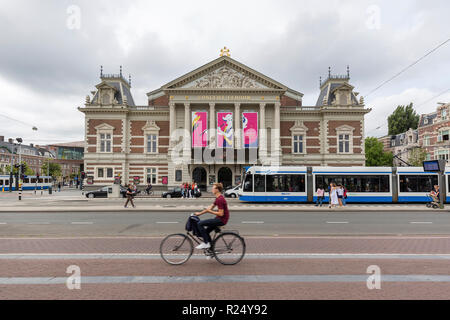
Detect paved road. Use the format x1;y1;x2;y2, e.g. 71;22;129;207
0;210;449;236
0;236;449;299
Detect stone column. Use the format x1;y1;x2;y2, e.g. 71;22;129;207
234;103;241;149
209;103;215;147
169;102;176;149
273;102;281;160
259;103;267;162
184;102;191;151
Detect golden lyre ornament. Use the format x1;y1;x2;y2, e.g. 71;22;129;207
220;47;231;57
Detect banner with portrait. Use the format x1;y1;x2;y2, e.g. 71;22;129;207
242;112;258;148
192;111;208;147
217;112;234;148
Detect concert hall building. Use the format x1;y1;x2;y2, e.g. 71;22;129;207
79;54;371;190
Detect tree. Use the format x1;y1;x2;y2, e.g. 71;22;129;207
387;103;420;135
5;162;34;175
41;162;62;178
408;148;428;167
365;137;394;166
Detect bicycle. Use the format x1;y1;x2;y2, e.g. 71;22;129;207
160;215;246;266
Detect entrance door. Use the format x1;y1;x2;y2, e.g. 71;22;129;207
218;167;233;189
192;167;207;191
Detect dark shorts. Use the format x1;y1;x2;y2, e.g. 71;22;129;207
337;195;343;199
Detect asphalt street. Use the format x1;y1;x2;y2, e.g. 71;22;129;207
0;210;449;236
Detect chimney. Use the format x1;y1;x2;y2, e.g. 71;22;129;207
8;138;13;144
30;143;34;148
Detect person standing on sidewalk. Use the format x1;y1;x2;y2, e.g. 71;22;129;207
124;184;136;208
337;184;344;207
330;182;339;209
58;182;61;192
342;185;348;206
315;186;324;207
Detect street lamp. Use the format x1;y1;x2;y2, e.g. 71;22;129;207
16;138;23;200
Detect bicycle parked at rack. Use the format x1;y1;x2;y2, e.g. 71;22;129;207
160;215;246;265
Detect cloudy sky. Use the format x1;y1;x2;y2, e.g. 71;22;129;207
1;0;449;145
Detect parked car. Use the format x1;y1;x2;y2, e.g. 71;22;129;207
224;185;240;198
162;187;202;198
85;186;128;198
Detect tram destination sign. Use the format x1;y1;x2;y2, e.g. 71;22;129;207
422;160;446;173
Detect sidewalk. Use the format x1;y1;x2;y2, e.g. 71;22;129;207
0;200;446;213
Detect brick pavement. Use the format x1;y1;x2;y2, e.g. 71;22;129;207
0;236;450;254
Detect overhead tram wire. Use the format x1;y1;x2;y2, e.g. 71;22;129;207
364;37;450;98
0;113;38;130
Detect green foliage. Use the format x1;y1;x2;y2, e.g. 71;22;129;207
365;137;394;167
4;162;34;175
41;161;62;178
408;148;428;167
387;103;420;135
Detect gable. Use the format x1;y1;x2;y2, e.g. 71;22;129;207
163;56;288;91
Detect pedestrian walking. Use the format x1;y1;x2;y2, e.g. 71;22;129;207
124;184;136;208
337;184;344;207
342;185;348;206
58;182;61;192
327;183;332;208
315;186;324;207
329;182;339;209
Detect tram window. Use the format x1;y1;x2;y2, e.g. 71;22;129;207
44;178;48;183
38;178;43;183
24;178;30;183
315;175;390;193
31;178;37;183
0;180;3;185
291;175;305;192
243;174;253;192
254;174;265;192
399;175;438;192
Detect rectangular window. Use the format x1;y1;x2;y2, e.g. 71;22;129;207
399;175;438;193
254;174;265;192
97;168;104;178
442;109;447;121
107;168;113;178
100;133;112;152
147;135;157;153
147;168;157;184
339;134;350;153
315;175;390;193
293;135;304;154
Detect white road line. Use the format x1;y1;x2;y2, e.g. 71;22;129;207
242;221;264;224
0;223;7;225
71;222;94;225
27;222;50;225
326;221;349;224
410;222;433;224
156;221;179;224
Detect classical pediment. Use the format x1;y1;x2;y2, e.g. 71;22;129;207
163;56;287;91
142;120;160;132
94;123;115;131
290;120;309;133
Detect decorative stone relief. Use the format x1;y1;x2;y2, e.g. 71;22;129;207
182;66;267;89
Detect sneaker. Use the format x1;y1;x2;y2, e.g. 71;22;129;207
124;205;127;208
195;242;211;249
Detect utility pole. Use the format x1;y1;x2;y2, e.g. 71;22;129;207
16;138;23;201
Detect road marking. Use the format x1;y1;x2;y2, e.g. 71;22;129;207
242;221;264;224
27;222;50;225
326;221;349;224
0;223;7;225
410;222;433;224
156;221;179;224
71;222;94;225
0;274;450;285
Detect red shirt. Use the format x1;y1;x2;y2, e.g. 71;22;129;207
214;195;229;225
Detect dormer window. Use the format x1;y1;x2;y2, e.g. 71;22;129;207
424;118;428;125
442;109;448;121
102;93;110;104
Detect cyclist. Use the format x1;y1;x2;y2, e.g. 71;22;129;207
194;182;229;249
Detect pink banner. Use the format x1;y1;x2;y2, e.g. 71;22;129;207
192;111;208;147
242;112;258;148
217;112;234;148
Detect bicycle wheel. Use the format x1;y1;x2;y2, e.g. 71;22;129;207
160;233;193;265
212;232;246;265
